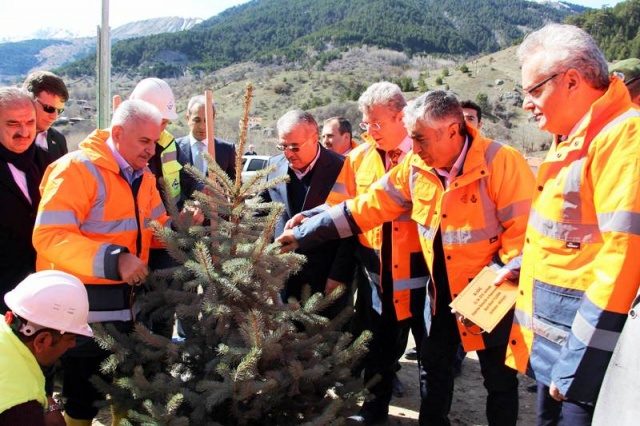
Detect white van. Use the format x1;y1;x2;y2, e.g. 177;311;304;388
241;155;270;182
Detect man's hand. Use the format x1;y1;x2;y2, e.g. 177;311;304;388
451;307;478;328
493;268;516;286
275;229;300;253
325;278;345;296
549;382;567;402
180;204;205;225
117;253;149;286
284;212;308;230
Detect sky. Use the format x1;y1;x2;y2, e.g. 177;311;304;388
0;0;626;42
0;0;252;41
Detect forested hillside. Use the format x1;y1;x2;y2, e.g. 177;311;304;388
0;39;74;76
58;0;575;78
567;0;640;59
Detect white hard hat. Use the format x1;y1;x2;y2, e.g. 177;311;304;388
4;271;92;337
129;77;178;120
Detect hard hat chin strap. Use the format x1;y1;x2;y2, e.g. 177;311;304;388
4;311;46;337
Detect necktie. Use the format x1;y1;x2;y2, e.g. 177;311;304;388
194;141;207;174
387;148;402;171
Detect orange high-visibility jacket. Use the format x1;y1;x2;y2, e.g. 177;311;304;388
506;78;640;403
322;137;428;321
296;127;534;350
33;129;170;286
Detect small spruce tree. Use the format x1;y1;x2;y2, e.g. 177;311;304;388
92;84;370;426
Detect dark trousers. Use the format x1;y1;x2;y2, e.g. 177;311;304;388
61;354;107;419
418;307;460;426
477;345;519;425
145;248;179;338
61;320;133;420
350;266;372;377
360;269;425;418
361;301;411;417
418;309;518;426
536;382;594;426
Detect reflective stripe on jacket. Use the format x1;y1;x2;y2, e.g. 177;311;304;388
506;78;640;403
347;127;533;351
296;128;534;346
34;129;170;287
325;138;428;321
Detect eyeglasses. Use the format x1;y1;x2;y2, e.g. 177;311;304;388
523;73;562;98
359;122;382;132
36;99;65;115
275;138;312;152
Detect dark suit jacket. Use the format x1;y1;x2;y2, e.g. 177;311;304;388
259;146;355;302
0;145;54;312
36;127;68;161
176;136;237;200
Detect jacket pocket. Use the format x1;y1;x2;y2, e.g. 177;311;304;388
411;182;437;226
355;171;376;193
532;280;582;345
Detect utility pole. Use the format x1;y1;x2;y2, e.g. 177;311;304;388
96;0;111;129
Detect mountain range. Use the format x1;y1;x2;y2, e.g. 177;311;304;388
3;0;638;83
58;0;587;78
0;17;201;82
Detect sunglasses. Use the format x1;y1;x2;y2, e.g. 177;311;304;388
37;99;65;115
276;138;312;152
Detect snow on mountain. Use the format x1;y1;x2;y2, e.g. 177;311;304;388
0;17;203;80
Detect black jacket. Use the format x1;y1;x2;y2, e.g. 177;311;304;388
36;127;68;161
175;136;237;200
0;145;54;312
259;145;356;301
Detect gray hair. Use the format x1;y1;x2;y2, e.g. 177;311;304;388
403;90;464;130
187;94;215;116
0;87;35;111
111;99;162;128
517;23;609;90
358;82;407;114
276;109;318;138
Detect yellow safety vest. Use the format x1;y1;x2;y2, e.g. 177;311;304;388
158;131;182;208
0;322;47;414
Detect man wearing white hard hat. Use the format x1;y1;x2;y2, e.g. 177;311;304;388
0;270;91;425
129;78;199;275
129;77;199;212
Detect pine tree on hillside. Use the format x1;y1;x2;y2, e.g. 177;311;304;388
92;84;370;426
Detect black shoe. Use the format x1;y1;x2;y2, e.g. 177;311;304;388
392;373;405;398
404;346;418;360
346;411;389;425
